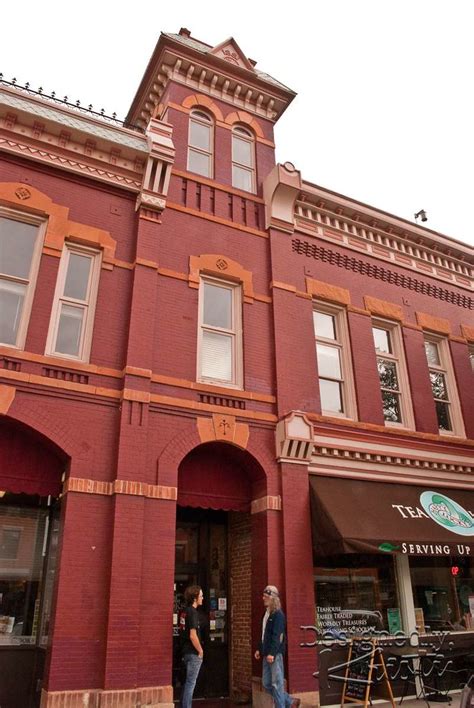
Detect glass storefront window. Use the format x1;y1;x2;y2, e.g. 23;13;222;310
314;554;401;637
409;556;474;632
0;494;54;645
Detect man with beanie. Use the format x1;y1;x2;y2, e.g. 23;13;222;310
254;585;301;707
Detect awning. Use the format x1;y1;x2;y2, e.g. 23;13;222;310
310;476;474;557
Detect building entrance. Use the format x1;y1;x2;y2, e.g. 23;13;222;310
172;507;229;701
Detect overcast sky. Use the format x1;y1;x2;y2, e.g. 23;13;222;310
2;1;473;248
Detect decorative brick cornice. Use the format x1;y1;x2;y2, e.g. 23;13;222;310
63;477;177;501
416;311;452;335
251;495;282;514
126;33;295;129
1;85;147;191
293;238;473;310
294;186;473;291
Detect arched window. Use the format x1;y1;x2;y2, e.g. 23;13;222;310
232;126;255;193
188;109;213;178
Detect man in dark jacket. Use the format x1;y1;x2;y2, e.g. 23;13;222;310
254;585;301;707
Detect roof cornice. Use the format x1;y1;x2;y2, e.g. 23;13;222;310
297;180;474;283
126;33;296;129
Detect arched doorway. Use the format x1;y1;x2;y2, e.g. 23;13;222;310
173;442;265;704
0;417;67;708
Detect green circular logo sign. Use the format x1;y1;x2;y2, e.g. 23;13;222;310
420;491;474;537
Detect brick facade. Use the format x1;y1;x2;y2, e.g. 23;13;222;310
0;27;472;708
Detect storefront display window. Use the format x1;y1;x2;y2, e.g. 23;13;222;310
409;556;474;632
314;554;401;636
0;494;51;645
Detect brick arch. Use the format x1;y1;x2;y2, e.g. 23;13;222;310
224;110;264;139
6;393;86;464
182;94;224;122
156;422;270;491
0;182;116;264
188;254;254;302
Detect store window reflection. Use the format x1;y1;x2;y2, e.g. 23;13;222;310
0;493;57;645
314;554;401;636
410;556;474;632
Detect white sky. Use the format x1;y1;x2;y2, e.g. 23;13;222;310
2;1;473;248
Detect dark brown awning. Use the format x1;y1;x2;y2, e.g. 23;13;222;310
310;476;474;557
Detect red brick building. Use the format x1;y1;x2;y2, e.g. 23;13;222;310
0;28;473;708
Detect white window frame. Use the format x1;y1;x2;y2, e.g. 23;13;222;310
0;207;45;350
187;109;214;179
197;276;243;389
372;318;415;429
45;243;102;362
313;302;357;420
231;125;256;194
424;333;465;437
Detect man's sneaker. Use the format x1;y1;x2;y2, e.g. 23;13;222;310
290;699;301;708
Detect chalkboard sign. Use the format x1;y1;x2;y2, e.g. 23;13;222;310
341;638;394;708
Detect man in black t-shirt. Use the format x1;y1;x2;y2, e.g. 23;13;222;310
181;585;204;708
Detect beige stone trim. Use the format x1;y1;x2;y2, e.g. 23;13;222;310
270;280;297;293
307;278;351;306
40;685;173;707
461;324;474;342
416;311;451;334
63;477;177;501
122;388;151;403
189;254;254;301
251;495;282;514
0;384;15;414
197;414;249;448
364;295;403;321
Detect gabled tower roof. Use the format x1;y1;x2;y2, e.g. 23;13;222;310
126;28;296;129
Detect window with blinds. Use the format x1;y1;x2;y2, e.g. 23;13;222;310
198;277;242;387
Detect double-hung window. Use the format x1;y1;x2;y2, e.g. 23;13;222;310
372;321;414;427
424;336;464;435
313;304;356;418
0;210;44;348
232;126;255;193
198;277;242;388
188;110;213;178
46;244;101;361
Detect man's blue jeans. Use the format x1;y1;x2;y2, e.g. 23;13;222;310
262;653;293;707
181;653;203;708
